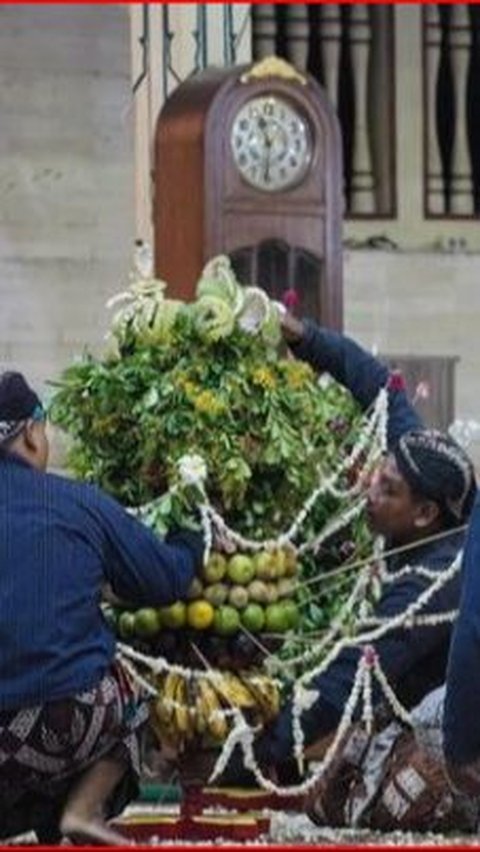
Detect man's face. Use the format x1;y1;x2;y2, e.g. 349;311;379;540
366;454;424;542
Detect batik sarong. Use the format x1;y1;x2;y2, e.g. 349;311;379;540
0;661;148;841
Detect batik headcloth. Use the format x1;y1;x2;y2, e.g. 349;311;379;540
0;372;43;445
394;429;476;523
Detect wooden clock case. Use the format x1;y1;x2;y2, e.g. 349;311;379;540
154;60;343;328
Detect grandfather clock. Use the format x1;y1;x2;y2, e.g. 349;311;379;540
153;57;343;328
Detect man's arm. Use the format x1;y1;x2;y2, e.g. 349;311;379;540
444;497;480;782
83;485;204;606
281;314;422;447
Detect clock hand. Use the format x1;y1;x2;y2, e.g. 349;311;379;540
263;129;273;183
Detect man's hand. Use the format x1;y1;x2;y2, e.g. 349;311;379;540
280;311;304;345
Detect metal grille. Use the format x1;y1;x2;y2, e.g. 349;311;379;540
160;5;251;100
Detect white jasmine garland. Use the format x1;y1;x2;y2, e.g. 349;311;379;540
293;551;462;697
146;387;389;555
298;496;367;555
292;683;320;772
117;641;284;690
359;610;457;629
209;711;257;783
372;656;412;726
115;551;459;798
117;383;465;798
177;454;208;489
381;562;456;583
273;544;384;674
129;387;388;557
198;502;213;566
115;654;158;698
360;646;376;735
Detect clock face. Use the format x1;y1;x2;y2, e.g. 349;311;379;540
230;95;312;192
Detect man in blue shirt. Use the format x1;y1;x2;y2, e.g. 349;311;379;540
0;371;205;843
444;495;480;796
217;314;476;788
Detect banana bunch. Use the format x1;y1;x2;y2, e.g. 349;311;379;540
150;669;280;748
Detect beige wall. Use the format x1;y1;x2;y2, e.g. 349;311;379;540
343;5;480;467
344;249;480;467
0;5;134;411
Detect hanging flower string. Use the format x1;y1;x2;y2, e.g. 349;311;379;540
298;496;367;555
294;550;462;695
115;550;462;797
270;538;385;675
130;385;388;559
117;379;464;797
209;644;389;797
360;610;458;629
215;642;415;797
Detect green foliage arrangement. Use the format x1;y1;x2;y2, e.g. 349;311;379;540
49;256;373;640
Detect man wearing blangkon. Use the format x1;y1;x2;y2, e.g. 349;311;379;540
0;371;206;844
219;313;476;794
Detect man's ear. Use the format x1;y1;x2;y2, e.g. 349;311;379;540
22;419;41;453
414;499;441;529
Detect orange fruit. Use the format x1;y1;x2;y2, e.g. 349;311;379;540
187;600;215;630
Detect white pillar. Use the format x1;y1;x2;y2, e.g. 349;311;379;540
318;4;342;111
425;5;445;215
448;5;473;215
284;4;310;72
349;5;375;214
251;4;277;59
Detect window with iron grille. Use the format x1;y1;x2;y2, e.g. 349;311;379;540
423;4;480;218
251;4;396;219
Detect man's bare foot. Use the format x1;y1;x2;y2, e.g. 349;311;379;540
60;814;132;846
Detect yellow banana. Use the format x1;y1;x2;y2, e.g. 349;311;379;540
240;671;280;722
151;671;180;744
197;676;229;742
173;673;190;738
215;672;256;709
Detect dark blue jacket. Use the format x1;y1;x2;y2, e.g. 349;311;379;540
249;322;465;769
0;452;203;710
444;494;480;767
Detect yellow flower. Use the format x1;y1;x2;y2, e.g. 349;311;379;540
282;361;314;390
175;373;199;399
183;381;199;399
174;371;188;387
193;390;225;416
251;366;277;391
